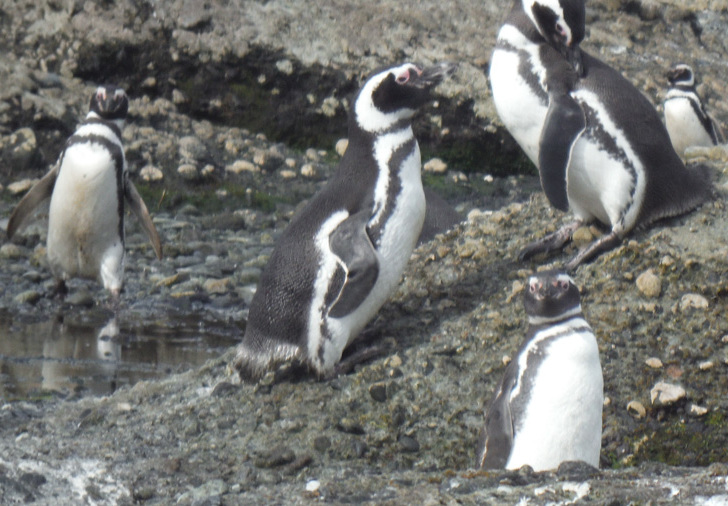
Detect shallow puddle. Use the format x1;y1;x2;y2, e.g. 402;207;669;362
0;307;242;400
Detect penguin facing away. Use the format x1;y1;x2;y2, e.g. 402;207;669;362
6;85;162;301
476;270;603;471
490;0;713;270
234;62;456;381
664;63;725;157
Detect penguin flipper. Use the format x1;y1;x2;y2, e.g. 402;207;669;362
477;363;517;469
328;211;379;319
538;92;586;212
6;166;58;240
124;178;163;259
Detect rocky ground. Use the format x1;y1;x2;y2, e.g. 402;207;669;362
1;0;728;504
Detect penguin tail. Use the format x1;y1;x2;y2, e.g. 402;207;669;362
233;337;305;383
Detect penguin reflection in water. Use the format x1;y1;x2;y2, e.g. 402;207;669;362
6;86;162;304
664;63;725;158
234;62;456;381
489;0;714;270
477;271;603;471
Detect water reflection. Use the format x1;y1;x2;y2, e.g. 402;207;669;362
0;308;240;400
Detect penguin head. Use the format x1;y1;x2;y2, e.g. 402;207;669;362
523;0;585;75
354;62;456;133
89;85;129;122
667;64;695;88
524;270;582;324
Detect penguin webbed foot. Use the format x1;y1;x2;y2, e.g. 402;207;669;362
328;342;390;379
564;231;621;271
518;221;581;262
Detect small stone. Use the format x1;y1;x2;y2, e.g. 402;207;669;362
14;290;41;305
335;138;349;157
276;59;294;75
423;157;447;173
201;164;215;177
305;480;320;493
571;226;594;247
141;76;157;89
178;135;207;161
387;355;403;368
140;165;164;182
305;148;319;161
650;381;686;406
279;169;296;179
172;89;187;104
284;158;296;168
698;361;714;371
66;289;94;307
203;277;231;294
0;243;26;259
177;163;199;180
660;255;675;267
226;160;257;174
300;163;316;177
398;435;420;453
254;446;295;468
689;404;708;416
645;357;663;369
636;269;662;298
627;400;646;418
313;436;330;453
7;178;36;195
369;383;387;403
679;293;709;311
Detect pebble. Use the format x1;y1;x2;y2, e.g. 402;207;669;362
203;277;232;294
7;179;36;195
335;138;349;157
423;157;447;173
636;269;661;298
644;357;663;369
139;165;164;182
226;160;259;174
369;383;387;403
398;435;420;453
300;163;316;177
627;400;646;418
571;226;594;247
0;244;26;260
689;404;708;416
13;290;41;305
650;381;686;406
178;135;207;162
679;293;709;311
305;480;320;493
65;289;94;307
177;163;199;180
698;361;714;371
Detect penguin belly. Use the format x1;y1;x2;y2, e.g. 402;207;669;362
324;147;426;368
565;90;646;235
47;144;123;290
489;28;549;165
664;97;715;156
507;323;603;471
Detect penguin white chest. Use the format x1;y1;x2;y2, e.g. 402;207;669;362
507;319;603;471
47;142;124;287
490;25;549;165
664;96;715;156
319;129;425;370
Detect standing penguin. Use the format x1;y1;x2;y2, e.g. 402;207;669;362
234;62;455;380
6;85;162;301
476;270;603;471
489;0;713;270
664;63;725;157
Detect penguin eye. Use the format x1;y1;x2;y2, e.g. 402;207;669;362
529;281;538;293
396;71;410;84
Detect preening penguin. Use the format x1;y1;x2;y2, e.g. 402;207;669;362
6;85;162;301
664;63;725;157
489;0;713;270
476;270;603;471
234;62;456;381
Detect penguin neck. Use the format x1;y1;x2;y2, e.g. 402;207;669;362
526;305;583;328
85;111;125;137
343;116;414;174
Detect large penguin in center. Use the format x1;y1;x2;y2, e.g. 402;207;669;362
234;62;456;380
6;85;162;302
489;0;713;270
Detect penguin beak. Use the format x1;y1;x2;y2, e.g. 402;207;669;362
410;62;458;89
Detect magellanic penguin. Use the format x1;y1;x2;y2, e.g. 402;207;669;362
234;62;456;381
6;85;162;301
664;63;725;157
476;270;603;471
489;0;714;270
